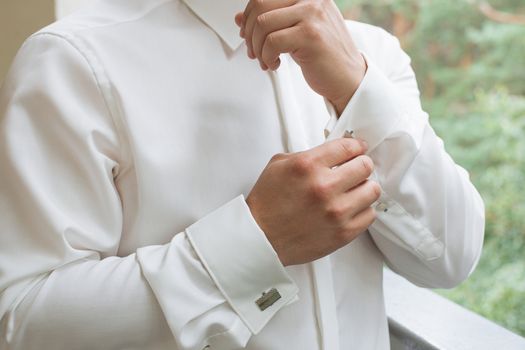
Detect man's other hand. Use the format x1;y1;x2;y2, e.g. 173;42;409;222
246;138;380;266
235;0;367;114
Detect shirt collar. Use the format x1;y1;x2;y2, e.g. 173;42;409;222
182;0;247;51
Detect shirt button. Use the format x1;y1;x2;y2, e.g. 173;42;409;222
376;202;388;212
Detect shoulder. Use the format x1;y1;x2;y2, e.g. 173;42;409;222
32;0;184;40
8;0;188;89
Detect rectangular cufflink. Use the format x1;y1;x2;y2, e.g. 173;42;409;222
256;288;281;311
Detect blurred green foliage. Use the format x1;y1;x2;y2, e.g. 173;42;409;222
335;0;525;336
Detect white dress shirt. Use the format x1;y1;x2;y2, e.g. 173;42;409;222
0;0;485;349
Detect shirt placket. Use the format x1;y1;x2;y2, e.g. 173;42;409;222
270;55;340;350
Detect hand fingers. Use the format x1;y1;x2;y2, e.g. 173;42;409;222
332;155;374;192
252;6;302;65
305;138;368;169
242;0;297;60
340;180;381;217
242;0;297;31
340;206;377;242
235;12;243;28
260;25;306;70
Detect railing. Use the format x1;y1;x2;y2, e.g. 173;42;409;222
384;269;525;350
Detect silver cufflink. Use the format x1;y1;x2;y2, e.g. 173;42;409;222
344;130;354;139
256;288;281;311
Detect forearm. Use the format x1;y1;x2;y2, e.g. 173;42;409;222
324;25;485;287
1;234;242;350
2;255;172;350
369;121;485;288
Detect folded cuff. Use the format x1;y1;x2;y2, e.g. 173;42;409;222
186;195;299;334
324;53;406;152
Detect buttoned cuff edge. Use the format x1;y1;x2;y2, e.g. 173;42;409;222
324;53;405;151
186;195;299;334
372;188;444;261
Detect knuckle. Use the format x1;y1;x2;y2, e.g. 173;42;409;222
310;180;331;201
306;1;322;14
270;152;287;162
290;154;315;176
256;13;268;28
325;203;345;222
301;22;322;41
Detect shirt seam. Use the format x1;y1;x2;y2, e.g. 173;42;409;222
50;0;175;36
28;32;132;176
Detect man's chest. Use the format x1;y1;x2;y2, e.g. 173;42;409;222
89;33;331;252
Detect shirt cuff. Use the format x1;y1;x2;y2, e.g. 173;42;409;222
324;54;444;261
323;53;405;151
185;195;299;335
372;190;445;261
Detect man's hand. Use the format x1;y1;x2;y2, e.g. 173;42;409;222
246;138;380;266
235;0;367;114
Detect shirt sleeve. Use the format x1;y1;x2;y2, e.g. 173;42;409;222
0;33;297;350
324;25;485;289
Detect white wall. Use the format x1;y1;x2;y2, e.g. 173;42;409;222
0;0;90;81
0;0;55;81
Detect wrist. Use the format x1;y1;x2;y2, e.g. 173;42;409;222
331;53;367;115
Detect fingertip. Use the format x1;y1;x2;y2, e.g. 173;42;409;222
248;48;256;59
246;45;253;58
271;58;281;71
234;13;243;27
